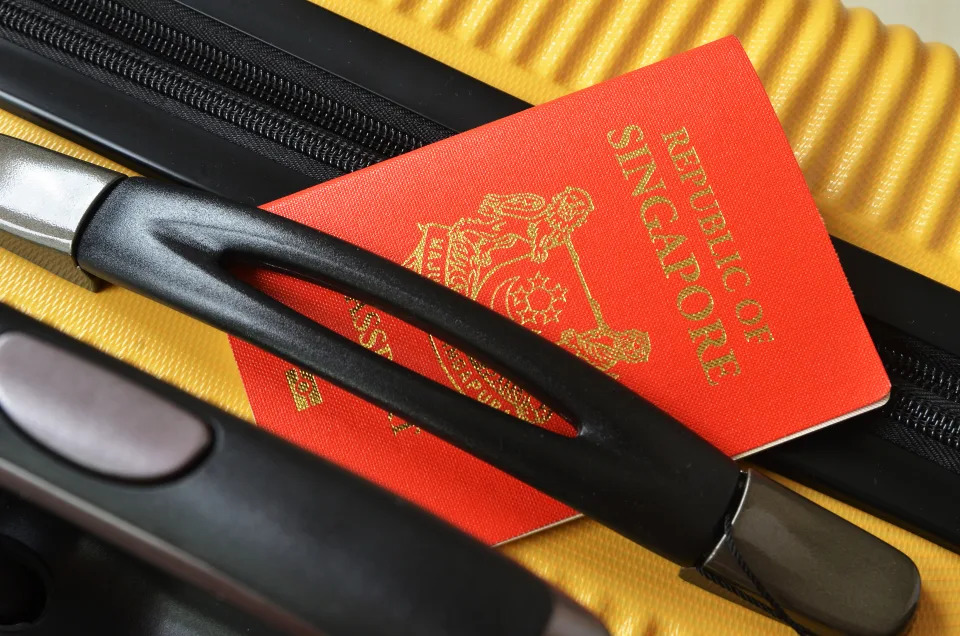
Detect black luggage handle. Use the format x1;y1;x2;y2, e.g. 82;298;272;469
0;302;606;636
76;177;742;567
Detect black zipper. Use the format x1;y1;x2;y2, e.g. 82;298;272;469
868;319;960;466
0;0;442;176
43;0;425;158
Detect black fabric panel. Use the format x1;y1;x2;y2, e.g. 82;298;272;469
76;0;453;145
2;0;456;188
869;416;960;476
0;0;347;184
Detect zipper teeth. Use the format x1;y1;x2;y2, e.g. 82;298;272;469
41;0;422;158
879;343;960;403
872;326;960;451
883;390;960;449
0;0;385;172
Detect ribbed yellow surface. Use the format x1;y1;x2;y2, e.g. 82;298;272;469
314;0;960;295
1;0;959;633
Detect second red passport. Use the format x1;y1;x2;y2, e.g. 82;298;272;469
229;36;889;544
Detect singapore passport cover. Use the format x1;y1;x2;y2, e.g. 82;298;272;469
229;36;890;544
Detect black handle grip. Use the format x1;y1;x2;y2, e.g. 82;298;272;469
0;303;569;636
77;177;742;566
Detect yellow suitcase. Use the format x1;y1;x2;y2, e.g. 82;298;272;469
2;0;960;632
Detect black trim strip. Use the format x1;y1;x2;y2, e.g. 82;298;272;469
0;36;316;202
0;0;528;203
833;239;960;360
181;0;528;134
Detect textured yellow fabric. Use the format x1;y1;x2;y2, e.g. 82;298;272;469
1;0;959;633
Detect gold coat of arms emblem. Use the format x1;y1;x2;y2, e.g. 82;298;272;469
406;187;650;426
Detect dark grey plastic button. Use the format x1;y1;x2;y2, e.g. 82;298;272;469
0;332;211;481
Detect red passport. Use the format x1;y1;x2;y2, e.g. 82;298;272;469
229;36;890;544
